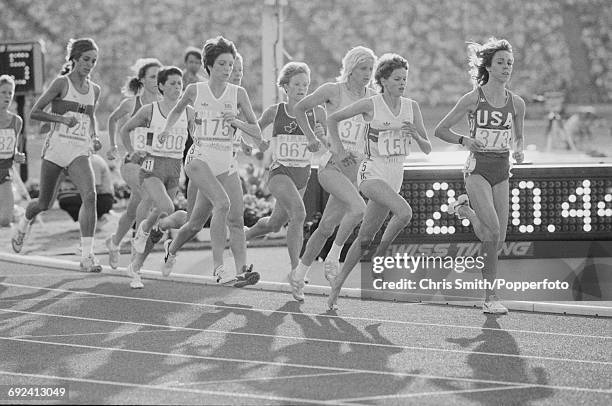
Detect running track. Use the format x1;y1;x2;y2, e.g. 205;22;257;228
0;263;610;405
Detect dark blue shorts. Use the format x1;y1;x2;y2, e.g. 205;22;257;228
463;151;510;186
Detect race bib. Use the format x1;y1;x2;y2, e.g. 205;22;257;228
56;112;90;145
0;128;16;159
377;129;410;157
141;156;155;172
132;127;153;153
150;125;186;157
339;117;365;149
275;134;310;164
474;128;511;151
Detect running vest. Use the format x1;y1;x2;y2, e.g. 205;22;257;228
130;95;150;154
468;87;515;152
272;103;316;167
365;94;413;158
192;82;239;155
0;115;18;168
50;76;95;148
334;84;375;155
146;101;189;159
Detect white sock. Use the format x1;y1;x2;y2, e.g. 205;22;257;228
326;243;343;262
293;262;310;280
81;237;93;257
19;215;31;232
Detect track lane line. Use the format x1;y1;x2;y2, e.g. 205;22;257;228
2;282;609;340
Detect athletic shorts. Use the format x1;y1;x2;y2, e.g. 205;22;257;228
357;157;404;193
269;162;310;190
0;167;11;185
463;151;511;186
139;156;182;191
41;133;90;168
320;151;361;184
185;144;232;177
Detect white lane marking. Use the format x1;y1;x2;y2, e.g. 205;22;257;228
1;281;609;340
0;370;349;405
1;337;610;394
2;307;610;366
337;384;539;402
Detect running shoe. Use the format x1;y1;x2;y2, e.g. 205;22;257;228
234;264;260;288
288;268;305;302
161;239;176;277
126;263;144;289
132;222;150;254
149;225;164;245
213;264;235;285
324;259;339;285
483;295;508;314
105;235;120;269
448;194;470;219
11;216;32;254
80;254;102;273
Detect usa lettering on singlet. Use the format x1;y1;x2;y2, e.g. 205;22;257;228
49;76;95;149
145;102;188;159
272;103;316;167
468;87;515;152
364;94;414;158
0;116;17;161
192;82;238;155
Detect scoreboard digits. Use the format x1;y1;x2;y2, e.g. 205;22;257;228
0;41;45;94
397;164;612;243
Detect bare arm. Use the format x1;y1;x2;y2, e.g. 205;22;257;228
29;77;71;126
161;84;197;134
410;101;431;154
327;98;373;155
231;87;262;144
119;105;152;155
512;94;526;163
91;84;101;136
434;90;483;151
257;104;277;136
107;97;135;152
294;82;335;144
12;115;26;163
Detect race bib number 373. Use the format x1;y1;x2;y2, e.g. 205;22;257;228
474;128;511;151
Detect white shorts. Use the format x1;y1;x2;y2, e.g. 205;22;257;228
185;144;232;177
357;157;404;193
41;133;91;168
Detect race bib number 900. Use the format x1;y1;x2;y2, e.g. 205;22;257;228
0;129;16;158
276;134;310;163
378;130;410;157
474;128;511;151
